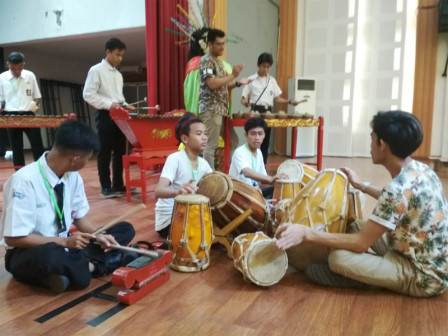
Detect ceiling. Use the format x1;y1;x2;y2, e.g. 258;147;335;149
1;27;148;68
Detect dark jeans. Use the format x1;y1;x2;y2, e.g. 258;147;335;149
251;105;272;165
0;128;10;157
5;222;135;289
94;110;126;189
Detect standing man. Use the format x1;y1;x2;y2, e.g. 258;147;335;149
241;52;300;164
83;38;135;198
0;52;44;169
198;28;249;170
277;111;448;297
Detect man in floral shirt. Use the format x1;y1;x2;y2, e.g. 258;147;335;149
277;111;448;297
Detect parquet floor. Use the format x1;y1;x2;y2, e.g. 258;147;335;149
0;153;447;336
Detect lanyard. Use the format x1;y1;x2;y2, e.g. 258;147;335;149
245;143;256;171
9;76;21;94
187;154;199;185
38;159;65;231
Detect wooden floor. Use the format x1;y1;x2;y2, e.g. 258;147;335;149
1;154;448;336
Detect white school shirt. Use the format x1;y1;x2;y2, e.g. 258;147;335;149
0;69;41;111
229;144;266;188
242;73;282;108
83;59;127;110
155;150;213;230
0;153;90;246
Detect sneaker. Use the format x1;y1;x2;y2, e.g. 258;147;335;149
304;264;365;289
113;186;137;194
41;274;70;294
101;188;117;199
4;150;13;160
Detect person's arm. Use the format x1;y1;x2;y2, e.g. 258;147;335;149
154;177;197;199
205;63;244;90
274;96;300;106
340;167;382;199
241;167;276;185
276;219;387;253
83;67;115;110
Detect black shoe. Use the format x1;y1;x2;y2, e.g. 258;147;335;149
304;264;365;289
91;251;139;277
101;188;117;199
113;186;137;194
41;274;70;294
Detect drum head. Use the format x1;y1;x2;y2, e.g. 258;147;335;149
197;171;232;208
174;194;209;204
277;160;304;181
245;240;288;286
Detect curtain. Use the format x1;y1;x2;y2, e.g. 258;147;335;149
145;0;189;113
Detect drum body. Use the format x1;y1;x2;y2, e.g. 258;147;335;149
273;179;302;203
280;169;349;269
346;189;364;226
231;232;288;287
169;194;213;272
197;171;269;234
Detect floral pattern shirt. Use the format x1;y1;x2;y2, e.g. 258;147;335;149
369;160;448;295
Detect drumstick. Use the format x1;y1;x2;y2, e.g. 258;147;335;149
109;244;160;258
93;203;147;235
141;105;161;111
128;97;147;106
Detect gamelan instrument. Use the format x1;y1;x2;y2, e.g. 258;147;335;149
110;106;182;154
112;242;172;305
231;232;288;287
169;194;213;272
271;162;319;233
278;169;349;270
0;113;77;128
197;171;270;235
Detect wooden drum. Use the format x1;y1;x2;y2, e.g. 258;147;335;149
279;169;349;269
197;171;269;234
231;232;288;287
169;194;213;272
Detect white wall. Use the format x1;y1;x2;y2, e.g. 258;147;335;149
431;33;448;158
0;0;145;44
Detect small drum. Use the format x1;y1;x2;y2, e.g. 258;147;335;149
231;232;288;287
346;189;364;226
280;169;349;270
276;159;304;181
169;194;213;272
271;198;293;234
273;179;302;203
197;171;269;234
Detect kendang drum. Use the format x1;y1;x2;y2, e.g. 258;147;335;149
273;159;304;203
231;232;288;287
169;194;213;272
279;169;349;269
197;171;269;234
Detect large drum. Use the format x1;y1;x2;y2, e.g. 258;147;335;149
197;171;269;234
279;169;349;269
231;232;288;287
169;194;213;272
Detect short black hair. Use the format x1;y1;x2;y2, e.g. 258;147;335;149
244;117;268;133
257;53;273;66
175;112;203;143
105;38;126;51
207;28;225;44
7;52;25;64
370;110;423;158
54;120;100;155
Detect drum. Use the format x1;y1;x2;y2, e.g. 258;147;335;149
169;194;213;272
273;179;302;203
231;232;288;287
271;198;293;234
346;189;364;226
280;169;349;270
197;171;269;234
300;163;319;188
